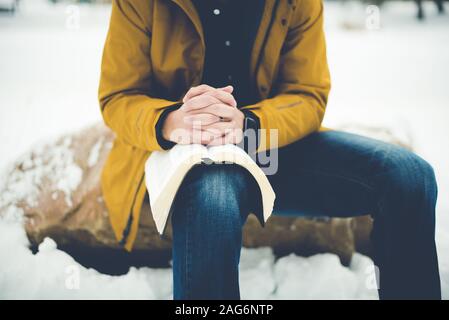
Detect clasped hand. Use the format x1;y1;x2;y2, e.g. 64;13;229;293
162;84;245;146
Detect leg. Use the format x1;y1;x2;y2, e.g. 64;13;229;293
416;0;424;20
267;130;440;299
171;164;256;300
436;0;445;13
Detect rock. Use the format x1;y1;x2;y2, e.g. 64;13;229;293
0;122;408;271
0;124;117;249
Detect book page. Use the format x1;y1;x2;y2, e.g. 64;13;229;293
145;144;275;234
145;144;207;233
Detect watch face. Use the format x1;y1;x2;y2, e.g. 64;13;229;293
244;116;257;133
242;116;259;153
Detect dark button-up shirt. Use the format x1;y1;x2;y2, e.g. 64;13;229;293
156;0;264;149
193;0;265;107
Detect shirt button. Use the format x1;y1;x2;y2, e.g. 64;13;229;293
213;9;220;15
227;75;233;81
225;40;231;47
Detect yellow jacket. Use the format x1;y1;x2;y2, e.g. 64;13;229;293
98;0;331;251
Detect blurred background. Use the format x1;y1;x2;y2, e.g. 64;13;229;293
0;0;448;299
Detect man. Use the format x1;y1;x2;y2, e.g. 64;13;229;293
98;0;440;300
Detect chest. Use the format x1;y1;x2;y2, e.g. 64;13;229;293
149;0;296;101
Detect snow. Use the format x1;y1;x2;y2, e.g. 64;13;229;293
0;134;82;210
87;137;103;168
0;219;378;299
0;0;448;299
239;247;277;300
272;253;378;300
0;221;168;299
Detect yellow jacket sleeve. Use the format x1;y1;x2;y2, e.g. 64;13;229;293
98;0;178;151
241;0;331;151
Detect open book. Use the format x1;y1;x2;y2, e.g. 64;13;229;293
145;144;276;235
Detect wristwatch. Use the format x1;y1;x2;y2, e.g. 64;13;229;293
241;110;260;153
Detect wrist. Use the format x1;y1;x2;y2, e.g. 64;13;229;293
162;110;177;141
156;103;182;150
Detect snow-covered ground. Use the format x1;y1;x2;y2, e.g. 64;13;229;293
0;0;448;299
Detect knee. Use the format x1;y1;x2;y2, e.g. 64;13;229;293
181;164;251;228
380;147;437;204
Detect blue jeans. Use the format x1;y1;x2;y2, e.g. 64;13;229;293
170;131;441;300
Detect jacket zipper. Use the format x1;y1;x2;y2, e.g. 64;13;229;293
119;173;145;246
